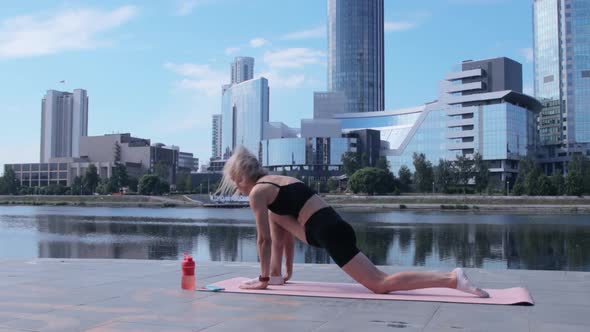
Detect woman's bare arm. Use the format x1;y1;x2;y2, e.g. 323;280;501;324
240;189;272;289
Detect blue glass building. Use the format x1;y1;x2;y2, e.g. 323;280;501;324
534;0;590;173
221;77;269;160
327;0;384;113
261;137;356;172
335;58;540;184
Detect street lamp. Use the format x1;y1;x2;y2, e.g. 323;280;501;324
432;181;435;194
506;180;510;196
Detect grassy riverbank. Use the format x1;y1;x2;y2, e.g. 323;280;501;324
0;194;201;208
1;194;589;212
323;194;590;213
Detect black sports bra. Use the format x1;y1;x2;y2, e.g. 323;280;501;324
254;181;316;217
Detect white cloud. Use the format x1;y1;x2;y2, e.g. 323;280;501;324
175;0;199;16
258;71;305;88
384;12;431;33
250;37;269;48
174;0;220;16
281;26;325;40
164;62;226;97
519;47;534;63
225;47;240;55
0;6;138;59
263;48;325;69
384;21;417;32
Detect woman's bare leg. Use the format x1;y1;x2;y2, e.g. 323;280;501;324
341;252;488;297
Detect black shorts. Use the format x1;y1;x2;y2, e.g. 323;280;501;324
304;207;360;267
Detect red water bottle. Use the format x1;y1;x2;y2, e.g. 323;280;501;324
181;254;195;290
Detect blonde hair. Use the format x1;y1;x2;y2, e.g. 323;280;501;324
216;146;268;196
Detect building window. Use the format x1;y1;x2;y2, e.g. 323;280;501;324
582;71;590;78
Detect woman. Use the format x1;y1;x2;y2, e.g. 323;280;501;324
218;146;488;297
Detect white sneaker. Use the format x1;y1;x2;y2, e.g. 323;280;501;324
268;275;285;285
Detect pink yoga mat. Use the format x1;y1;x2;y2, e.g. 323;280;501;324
205;277;534;306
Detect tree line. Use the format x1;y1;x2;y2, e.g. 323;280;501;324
339;152;590;196
340;152;490;195
0;162;175;196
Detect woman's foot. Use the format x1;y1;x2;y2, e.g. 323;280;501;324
453;268;489;298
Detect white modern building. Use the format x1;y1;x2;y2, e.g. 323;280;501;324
40;89;88;162
211;114;222;159
231;57;255;84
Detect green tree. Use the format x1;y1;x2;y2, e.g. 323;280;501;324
70;176;84;195
434;159;454;193
472;152;489;193
453;155;473;194
175;172;188;192
412;153;434;193
348;167;395;195
96;178;117;195
154;162;170;181
397;165;412;193
342;152;361;177
127;177;139;193
512;181;525;196
83;164;100;194
138;174;163;195
111;163;128;191
327;178;338;192
375;156;389;171
537;175;556;196
0;168;20;194
565;155;587;196
550;173;566;196
513;157;542;196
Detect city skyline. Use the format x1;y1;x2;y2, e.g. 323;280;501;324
0;0;534;174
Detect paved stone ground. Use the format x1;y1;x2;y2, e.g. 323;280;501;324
0;259;589;331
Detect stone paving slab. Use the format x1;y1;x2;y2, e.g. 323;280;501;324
0;259;588;331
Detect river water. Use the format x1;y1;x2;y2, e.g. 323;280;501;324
1;205;589;271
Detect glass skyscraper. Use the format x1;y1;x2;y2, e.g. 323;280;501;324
534;0;590;146
327;0;384;113
221;78;269;160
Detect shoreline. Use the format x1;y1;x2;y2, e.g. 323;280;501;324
1;194;590;213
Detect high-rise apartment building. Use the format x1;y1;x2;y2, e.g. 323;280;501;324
327;0;384;113
40;89;88;162
534;0;590;173
231;57;255;84
211;114;222;159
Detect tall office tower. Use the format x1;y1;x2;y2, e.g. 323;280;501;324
221;78;269;160
534;0;590;170
40;89;88;162
231;57;255;84
327;0;384;113
211;114;222;159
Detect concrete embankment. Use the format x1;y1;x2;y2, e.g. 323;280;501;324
1;194;590;212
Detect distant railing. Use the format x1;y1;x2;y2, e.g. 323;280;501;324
209;194;249;203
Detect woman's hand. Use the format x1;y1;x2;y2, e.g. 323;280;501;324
239;278;269;290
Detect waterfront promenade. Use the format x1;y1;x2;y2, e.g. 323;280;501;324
1;259;589;331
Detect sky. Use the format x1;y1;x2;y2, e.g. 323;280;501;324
0;0;535;174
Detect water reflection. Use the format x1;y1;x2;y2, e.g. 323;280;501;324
1;207;589;271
